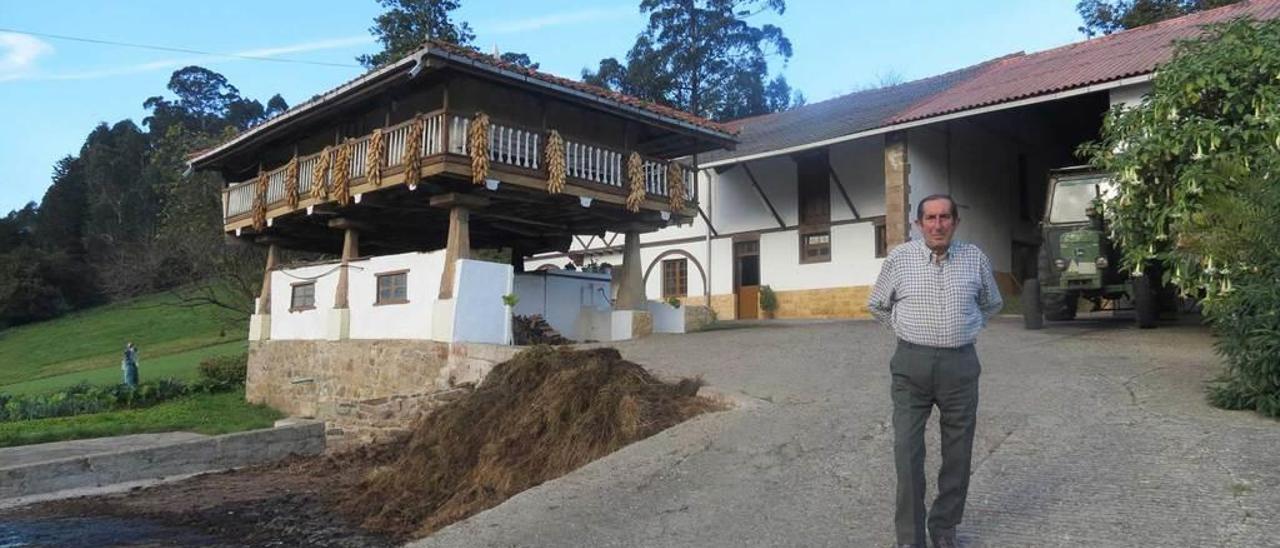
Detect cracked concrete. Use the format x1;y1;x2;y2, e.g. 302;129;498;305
412;316;1279;548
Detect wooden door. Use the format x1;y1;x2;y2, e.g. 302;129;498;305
734;240;760;319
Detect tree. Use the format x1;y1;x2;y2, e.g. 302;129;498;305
34;156;89;255
143;66;286;134
1081;18;1280;416
1076;0;1243;37
359;0;475;68
582;0;799;121
499;52;539;70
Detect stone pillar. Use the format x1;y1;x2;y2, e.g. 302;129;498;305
430;193;488;300
439;206;471;300
884;130;911;250
334;228;359;309
249;243;278;341
613;230;646;310
257;243;278;315
326;219;366;341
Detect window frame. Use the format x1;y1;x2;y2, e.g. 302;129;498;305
375;269;410;305
289;281;316;312
661;258;688;299
799;229;832;264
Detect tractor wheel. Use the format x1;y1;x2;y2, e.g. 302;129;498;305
1022;277;1044;330
1134;274;1157;329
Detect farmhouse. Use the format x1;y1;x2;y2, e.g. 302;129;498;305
526;0;1280;320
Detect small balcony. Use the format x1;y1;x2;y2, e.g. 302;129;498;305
221;110;697;230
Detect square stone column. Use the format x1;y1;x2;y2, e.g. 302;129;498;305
884;130;911;251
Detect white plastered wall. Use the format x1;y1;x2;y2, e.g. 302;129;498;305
512;270;612;341
270;263;339;340
906;123;1020;273
348;251;445;340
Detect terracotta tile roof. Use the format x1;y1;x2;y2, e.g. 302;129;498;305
191;40;733;167
890;0;1280;123
427;40;735;135
706;0;1280;165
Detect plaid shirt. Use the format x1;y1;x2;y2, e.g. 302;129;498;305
868;239;1003;348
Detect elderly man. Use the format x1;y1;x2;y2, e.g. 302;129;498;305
868;194;1003;548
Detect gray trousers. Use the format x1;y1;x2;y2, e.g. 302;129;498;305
891;339;981;545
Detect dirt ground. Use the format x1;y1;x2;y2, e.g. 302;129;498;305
1;346;719;547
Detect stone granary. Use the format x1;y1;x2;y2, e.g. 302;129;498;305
188;41;734;433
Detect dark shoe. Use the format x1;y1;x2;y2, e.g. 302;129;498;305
930;531;958;548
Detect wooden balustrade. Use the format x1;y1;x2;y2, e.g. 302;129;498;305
222;111;691;222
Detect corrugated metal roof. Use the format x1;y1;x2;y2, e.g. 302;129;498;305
698;58;1001;164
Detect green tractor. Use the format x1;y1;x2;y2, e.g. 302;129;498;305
1022;167;1164;329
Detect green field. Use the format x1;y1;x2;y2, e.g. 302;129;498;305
0;340;246;396
0;292;246;388
0;389;281;448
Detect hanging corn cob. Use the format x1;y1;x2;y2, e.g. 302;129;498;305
469;112;491;184
310;146;332;200
626;152;645;212
666;161;685;212
545;130;566;194
333;141;352;206
284;155;300;209
403;114;424;186
366;128;385;187
252;168;268;231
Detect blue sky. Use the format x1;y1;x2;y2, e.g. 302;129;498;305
0;0;1084;215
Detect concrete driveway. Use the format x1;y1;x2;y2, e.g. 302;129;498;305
414;317;1279;547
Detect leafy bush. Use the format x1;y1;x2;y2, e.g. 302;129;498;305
0;375;238;423
1082;18;1280;416
198;352;248;387
759;285;778;319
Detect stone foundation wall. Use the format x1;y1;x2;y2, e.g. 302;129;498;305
682;294;735;322
772;286;873;319
247;339;522;444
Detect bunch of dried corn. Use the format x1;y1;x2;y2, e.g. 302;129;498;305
545;130;566;194
310;146;332;200
367;128;385;187
333;141;352;206
469;112;491;184
626;152;645;212
284;155;300;209
403;115;424;185
666;162;685;212
252;169;268;230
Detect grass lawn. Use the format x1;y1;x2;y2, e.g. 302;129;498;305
0;340;246;396
0;389;281;448
0;292;246;387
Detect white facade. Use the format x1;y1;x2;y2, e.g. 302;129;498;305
527;89;1141;318
512;270;612;341
268;251;513;344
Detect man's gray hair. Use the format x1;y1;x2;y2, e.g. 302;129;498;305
915;194;959;222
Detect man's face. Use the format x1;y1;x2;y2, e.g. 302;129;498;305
915;198;958;252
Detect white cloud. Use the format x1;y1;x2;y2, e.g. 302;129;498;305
0;32;54;82
12;35;371;82
486;7;635;34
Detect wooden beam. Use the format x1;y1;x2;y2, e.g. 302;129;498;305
429;192;491;210
741;162;786;229
695;204;719;236
828;164;860;220
327;217;375;232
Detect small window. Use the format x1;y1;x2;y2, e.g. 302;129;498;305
290;282;315;311
800;231;831;263
875;222;888;258
662;259;688;298
376;271;409;304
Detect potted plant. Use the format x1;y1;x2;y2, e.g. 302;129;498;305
759;285;778;319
